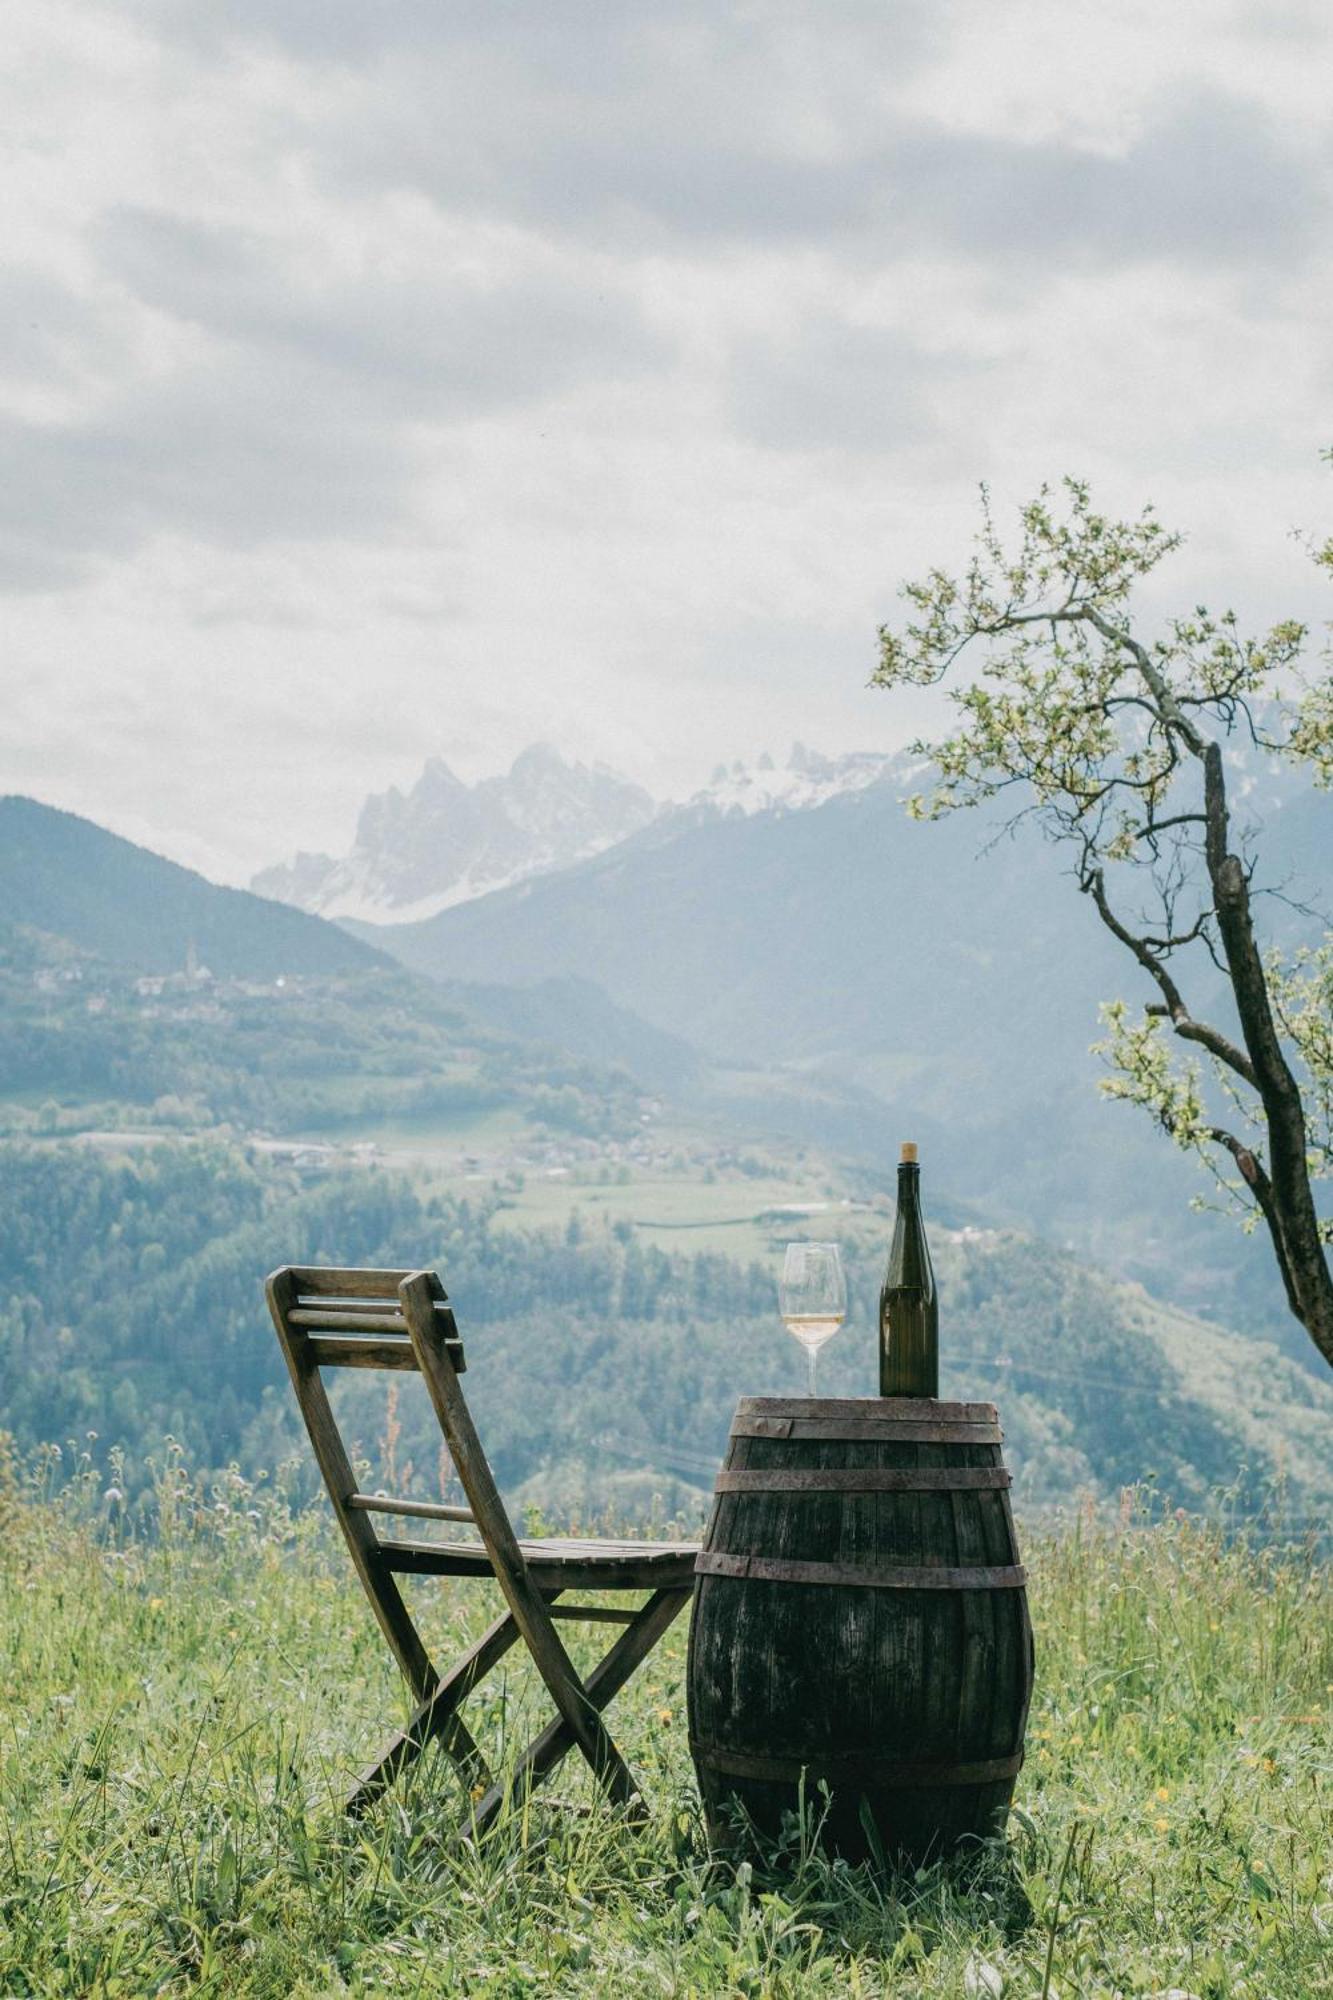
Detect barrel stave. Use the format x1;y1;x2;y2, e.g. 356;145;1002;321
688;1403;1032;1865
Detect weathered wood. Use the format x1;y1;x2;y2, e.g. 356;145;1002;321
693;1552;1028;1590
290;1309;408;1331
269;1260;699;1840
735;1396;998;1422
305;1335;420;1371
380;1539;697;1590
731;1416;1001;1443
346;1605;523;1816
546;1604;638;1624
689;1745;1025;1786
288;1266;406;1297
266;1269;436;1700
292;1298;455;1321
465;1588;692;1840
713;1467;1011;1494
348;1493;477;1524
687;1394;1033;1867
400;1270;643;1813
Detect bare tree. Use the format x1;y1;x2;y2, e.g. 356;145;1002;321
872;475;1333;1369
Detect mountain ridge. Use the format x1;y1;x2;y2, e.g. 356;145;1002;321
252;742;904;923
0;795;383;980
252;743;657;923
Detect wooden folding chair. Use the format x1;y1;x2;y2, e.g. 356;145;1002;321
266;1264;698;1833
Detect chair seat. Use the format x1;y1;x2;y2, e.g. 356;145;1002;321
379;1533;701;1589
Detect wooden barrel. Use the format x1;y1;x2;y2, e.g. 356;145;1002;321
687;1396;1033;1866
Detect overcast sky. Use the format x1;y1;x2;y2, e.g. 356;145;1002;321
4;1;1332;883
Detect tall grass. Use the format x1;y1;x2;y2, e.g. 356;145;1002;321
1;1444;1330;1996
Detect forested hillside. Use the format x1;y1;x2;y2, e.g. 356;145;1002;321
0;921;642;1139
4;1138;1329;1527
4;794;1329;1533
363;763;1329;1352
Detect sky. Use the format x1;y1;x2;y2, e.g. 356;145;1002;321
4;0;1332;884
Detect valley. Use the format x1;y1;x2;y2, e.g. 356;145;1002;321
2;770;1330;1536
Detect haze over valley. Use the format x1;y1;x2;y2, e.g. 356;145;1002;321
4;746;1328;1530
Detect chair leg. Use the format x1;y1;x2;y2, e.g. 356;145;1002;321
346;1606;525;1816
464;1588;692;1841
401;1270;646;1814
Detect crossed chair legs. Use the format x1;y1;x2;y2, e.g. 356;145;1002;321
346;1587;693;1838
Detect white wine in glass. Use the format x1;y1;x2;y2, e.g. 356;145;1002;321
779;1241;846;1397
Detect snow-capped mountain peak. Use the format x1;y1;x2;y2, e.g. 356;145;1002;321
251;745;656;925
675;743;903;820
252;742;914;925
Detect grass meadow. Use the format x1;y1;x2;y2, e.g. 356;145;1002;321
1;1445;1330;1998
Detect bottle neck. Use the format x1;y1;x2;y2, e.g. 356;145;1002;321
887;1161;932;1294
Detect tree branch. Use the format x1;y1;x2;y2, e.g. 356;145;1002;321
1083;866;1259;1087
1206;1127;1302;1321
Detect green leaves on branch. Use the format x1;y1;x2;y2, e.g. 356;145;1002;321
872;465;1333;1358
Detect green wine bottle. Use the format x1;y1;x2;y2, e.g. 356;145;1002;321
879;1142;939;1397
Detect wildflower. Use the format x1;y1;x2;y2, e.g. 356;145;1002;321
656;1707;673;1724
1155;1786;1170;1802
148;1597;164;1613
103;1486;124;1504
1154;1817;1169;1833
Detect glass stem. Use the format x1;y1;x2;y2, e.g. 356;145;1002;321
807;1345;817;1398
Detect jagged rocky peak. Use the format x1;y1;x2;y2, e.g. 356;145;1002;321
251;745;657;925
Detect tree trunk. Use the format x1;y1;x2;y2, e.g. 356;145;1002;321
1202;744;1333;1368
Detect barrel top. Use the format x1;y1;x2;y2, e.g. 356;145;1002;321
734;1396;999;1424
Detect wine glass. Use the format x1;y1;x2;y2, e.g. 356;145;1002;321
779;1241;846;1398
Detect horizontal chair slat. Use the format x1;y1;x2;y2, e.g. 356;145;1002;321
348;1493;476;1524
290;1309;408;1333
379;1540;698;1589
546;1605;638;1625
305;1336;421;1372
288;1267;407;1298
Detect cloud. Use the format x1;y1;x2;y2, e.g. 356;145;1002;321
2;0;1331;879
142;4;1323;277
886;92;1320;271
0;358;419;589
728;319;966;454
93;207;668;416
0;203;671;587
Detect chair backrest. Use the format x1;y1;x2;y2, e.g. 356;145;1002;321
269;1264;465;1374
269;1262;558;1692
267;1263;491;1695
266;1262;474;1514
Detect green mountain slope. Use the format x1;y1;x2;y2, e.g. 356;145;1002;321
0;795;380;978
357;775;1330;1352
